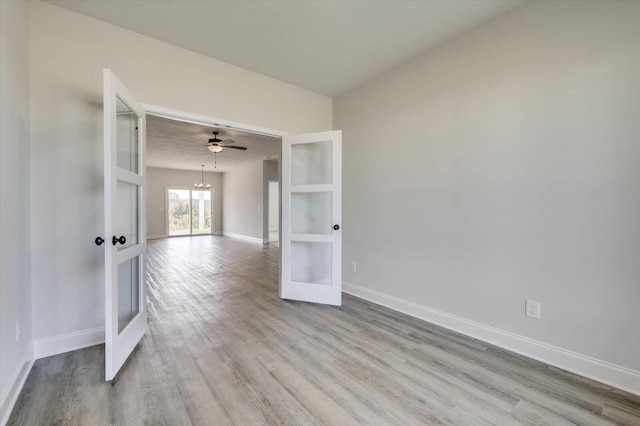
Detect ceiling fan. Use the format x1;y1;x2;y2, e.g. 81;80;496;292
206;131;247;153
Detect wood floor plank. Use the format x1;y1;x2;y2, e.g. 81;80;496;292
412;342;619;425
602;402;640;426
7;235;640;425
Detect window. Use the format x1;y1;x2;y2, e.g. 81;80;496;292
167;188;212;236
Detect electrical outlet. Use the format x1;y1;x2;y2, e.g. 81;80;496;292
16;319;21;342
525;300;541;319
350;261;357;273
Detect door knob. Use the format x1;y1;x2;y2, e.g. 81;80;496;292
112;235;126;246
333;224;340;230
95;237;104;246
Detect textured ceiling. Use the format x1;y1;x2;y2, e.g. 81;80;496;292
146;115;280;173
45;0;523;96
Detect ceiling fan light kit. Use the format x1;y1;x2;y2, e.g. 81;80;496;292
206;131;248;152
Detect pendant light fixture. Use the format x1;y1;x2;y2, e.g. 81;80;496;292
194;165;210;189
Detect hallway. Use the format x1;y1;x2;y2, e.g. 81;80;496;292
8;236;640;425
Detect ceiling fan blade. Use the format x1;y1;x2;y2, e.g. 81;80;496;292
221;138;235;144
223;145;247;150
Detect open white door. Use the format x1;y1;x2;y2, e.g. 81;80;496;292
281;131;342;306
103;69;147;380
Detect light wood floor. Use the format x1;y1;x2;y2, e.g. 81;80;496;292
9;236;640;425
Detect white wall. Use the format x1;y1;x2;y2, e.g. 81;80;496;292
222;161;264;241
147;167;223;237
335;0;640;376
29;0;331;343
0;0;33;420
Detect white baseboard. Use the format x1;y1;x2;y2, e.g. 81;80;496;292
1;342;34;426
146;234;166;240
222;232;264;245
342;282;640;397
34;326;105;360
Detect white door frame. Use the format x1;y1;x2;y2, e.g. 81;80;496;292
142;104;288;139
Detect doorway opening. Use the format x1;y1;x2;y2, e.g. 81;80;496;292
143;105;284;245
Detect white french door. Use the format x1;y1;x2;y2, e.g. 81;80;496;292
103;69;147;381
281;131;342;306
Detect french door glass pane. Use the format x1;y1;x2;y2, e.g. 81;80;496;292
291;192;331;235
117;256;140;334
191;190;212;235
290;241;332;285
116;97;138;173
168;189;191;236
291;141;332;185
116;181;138;250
